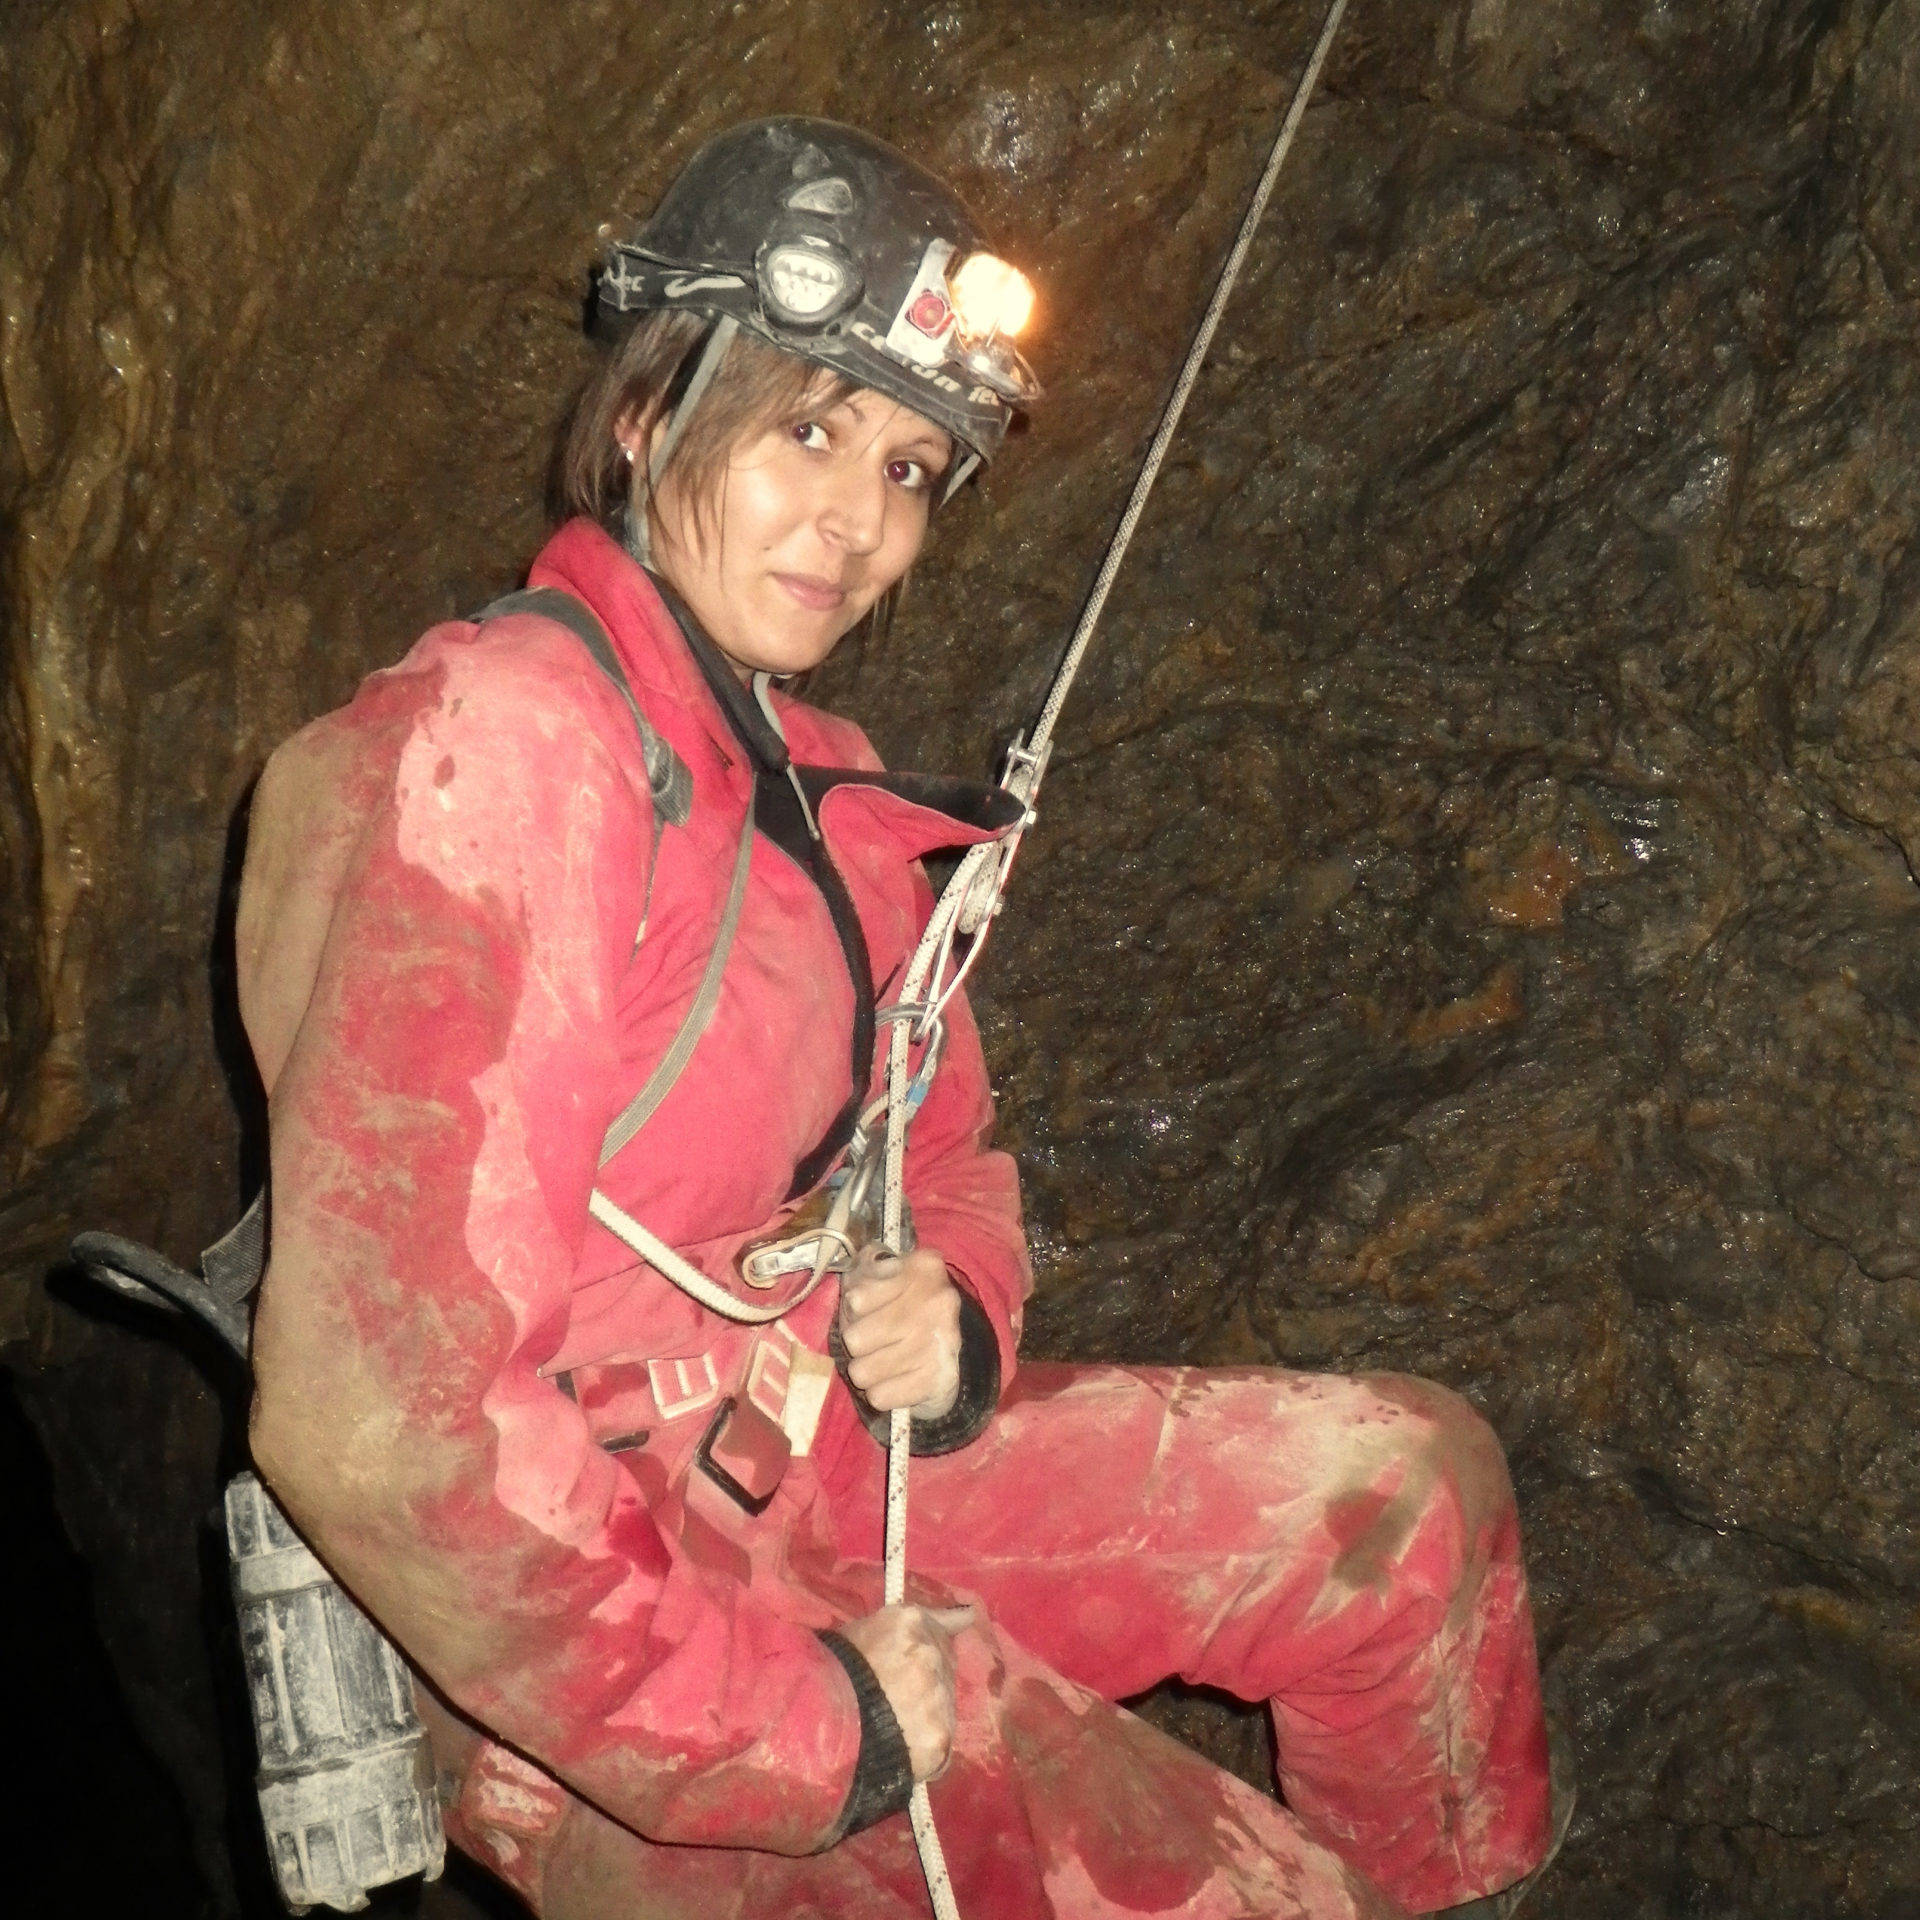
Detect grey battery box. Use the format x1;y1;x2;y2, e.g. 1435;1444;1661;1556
226;1472;446;1911
70;1214;448;1914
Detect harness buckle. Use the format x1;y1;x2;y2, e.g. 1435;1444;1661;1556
693;1395;791;1515
740;1233;851;1286
648;1352;721;1420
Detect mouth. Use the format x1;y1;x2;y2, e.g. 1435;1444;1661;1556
772;571;850;614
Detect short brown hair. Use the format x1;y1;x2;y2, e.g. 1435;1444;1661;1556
557;312;866;546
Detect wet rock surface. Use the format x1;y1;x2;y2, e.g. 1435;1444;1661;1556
4;1;1918;1914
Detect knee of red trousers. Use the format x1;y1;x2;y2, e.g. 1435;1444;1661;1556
1288;1373;1548;1912
1351;1372;1523;1592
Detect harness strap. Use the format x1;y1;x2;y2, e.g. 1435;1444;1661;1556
649;317;739;495
650;574;880;1196
474;587;694;831
625;317;742;568
202;1189;268;1306
597;791;755;1165
585;1186;838;1326
476;585;850;1316
473;584;754;1171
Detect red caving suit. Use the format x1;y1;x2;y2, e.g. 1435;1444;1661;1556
237;516;1552;1919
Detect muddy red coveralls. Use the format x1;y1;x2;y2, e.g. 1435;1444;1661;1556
238;517;1552;1919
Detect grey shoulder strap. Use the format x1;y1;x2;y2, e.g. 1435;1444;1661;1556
202;1189;268;1305
597;788;756;1166
475;586;693;829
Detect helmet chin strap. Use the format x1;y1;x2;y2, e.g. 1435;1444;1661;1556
624;314;741;569
938;449;980;509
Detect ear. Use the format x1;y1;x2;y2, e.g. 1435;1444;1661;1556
612;403;664;472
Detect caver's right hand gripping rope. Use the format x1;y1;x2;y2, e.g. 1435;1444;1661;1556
873;2;1353;1911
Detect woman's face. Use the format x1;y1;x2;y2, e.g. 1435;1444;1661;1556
630;385;954;679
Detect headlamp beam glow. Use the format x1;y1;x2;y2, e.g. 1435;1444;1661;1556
949;253;1035;342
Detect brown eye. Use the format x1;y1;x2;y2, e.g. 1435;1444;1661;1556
792;420;830;450
886;457;931;491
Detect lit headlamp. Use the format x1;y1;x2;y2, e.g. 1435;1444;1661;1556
949;253;1035;344
947;252;1039;404
879;239;1040;405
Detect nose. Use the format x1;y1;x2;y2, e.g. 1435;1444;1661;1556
816;458;887;559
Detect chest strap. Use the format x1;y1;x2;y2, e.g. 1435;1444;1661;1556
478;585;841;1327
651;573;877;1198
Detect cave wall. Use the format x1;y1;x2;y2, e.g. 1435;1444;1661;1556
4;1;1918;1915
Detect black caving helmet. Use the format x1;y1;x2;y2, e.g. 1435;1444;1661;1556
593;116;1040;499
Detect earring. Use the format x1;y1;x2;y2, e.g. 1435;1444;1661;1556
623;446;636;466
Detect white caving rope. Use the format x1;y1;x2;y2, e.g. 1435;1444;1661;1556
877;3;1353;1912
1027;0;1353;761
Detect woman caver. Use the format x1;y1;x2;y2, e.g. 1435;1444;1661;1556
237;119;1561;1919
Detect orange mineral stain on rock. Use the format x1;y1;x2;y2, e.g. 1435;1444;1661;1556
1405;962;1524;1047
1481;839;1583;928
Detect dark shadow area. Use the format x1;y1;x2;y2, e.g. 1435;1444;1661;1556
29;1258;524;1920
1126;1678;1277;1800
0;1365;211;1914
209;774;269;1209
